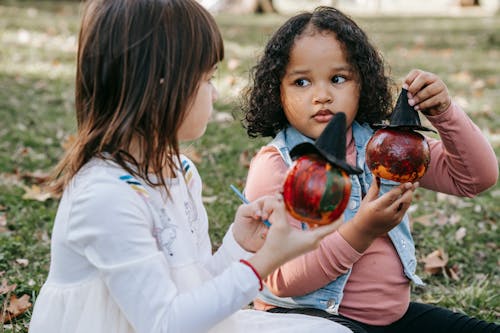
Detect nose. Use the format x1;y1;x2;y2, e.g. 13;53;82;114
313;84;332;104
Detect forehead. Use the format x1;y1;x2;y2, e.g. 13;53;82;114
288;30;348;67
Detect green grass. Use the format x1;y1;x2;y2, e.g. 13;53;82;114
1;2;499;331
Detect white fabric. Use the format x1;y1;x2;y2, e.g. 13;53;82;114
29;157;351;333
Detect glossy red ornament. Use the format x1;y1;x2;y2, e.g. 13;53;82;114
366;128;430;183
367;88;434;183
283;154;352;226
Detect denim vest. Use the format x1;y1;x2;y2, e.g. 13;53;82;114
256;122;424;314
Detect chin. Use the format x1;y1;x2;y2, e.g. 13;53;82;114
179;128;206;142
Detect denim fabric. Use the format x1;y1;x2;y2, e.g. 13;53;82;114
256;122;424;314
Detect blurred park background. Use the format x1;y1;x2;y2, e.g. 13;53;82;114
0;0;499;331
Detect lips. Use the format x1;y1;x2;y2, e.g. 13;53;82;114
313;110;334;123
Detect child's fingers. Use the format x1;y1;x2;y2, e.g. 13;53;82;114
403;69;421;88
404;70;436;95
407;75;433;96
364;175;381;201
414;95;443;112
408;81;439;104
390;185;415;213
262;194;286;225
376;183;406;206
377;181;416;209
392;182;418;212
236;201;258;220
410;80;447;102
241;195;275;222
415;92;451;113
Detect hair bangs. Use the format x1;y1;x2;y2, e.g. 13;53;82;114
196;3;224;72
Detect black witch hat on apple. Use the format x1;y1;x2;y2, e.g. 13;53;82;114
373;88;436;133
289;112;363;175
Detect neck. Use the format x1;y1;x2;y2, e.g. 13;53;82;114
124;137;177;178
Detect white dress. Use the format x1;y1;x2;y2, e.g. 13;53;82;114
29;157;351;333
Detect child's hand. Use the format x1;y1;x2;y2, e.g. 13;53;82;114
403;69;451;116
235;194;339;278
339;177;418;252
232;194;278;252
259;198;340;266
233;195;338;255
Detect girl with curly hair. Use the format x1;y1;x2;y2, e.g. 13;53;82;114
242;6;498;333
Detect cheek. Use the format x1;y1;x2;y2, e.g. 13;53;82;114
342;87;360;125
282;93;302;116
283;103;300;124
346;107;357;126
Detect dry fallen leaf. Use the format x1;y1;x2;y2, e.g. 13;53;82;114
22;185;56;202
239;150;251;168
0;279;16;295
15;259;29;267
0;172;23;187
421;249;460;281
445;265;460;281
14;146;30;157
411;213;436;226
422;248;448;275
20;170;51;185
1;294;32;323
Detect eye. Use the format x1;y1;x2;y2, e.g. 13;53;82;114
294;78;311;87
332;75;347;84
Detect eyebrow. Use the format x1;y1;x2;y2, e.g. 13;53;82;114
286;66;353;76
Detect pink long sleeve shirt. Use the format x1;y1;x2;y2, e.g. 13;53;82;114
244;102;498;325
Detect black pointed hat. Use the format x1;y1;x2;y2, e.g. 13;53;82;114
373;88;436;133
289;112;363;175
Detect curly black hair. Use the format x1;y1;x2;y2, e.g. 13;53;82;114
242;6;394;138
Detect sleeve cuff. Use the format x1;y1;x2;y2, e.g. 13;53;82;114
233;261;262;297
425;101;459;126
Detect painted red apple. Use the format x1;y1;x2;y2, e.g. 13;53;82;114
283;154;352;226
366;128;430;183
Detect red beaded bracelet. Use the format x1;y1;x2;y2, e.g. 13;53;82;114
239;259;263;291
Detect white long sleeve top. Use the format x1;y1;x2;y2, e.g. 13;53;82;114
29;157;349;333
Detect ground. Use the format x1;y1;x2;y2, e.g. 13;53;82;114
0;2;498;331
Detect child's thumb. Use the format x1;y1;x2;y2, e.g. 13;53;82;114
265;194;286;225
309;219;340;241
365;175;381;201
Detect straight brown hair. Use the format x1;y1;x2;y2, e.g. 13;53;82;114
52;0;224;194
